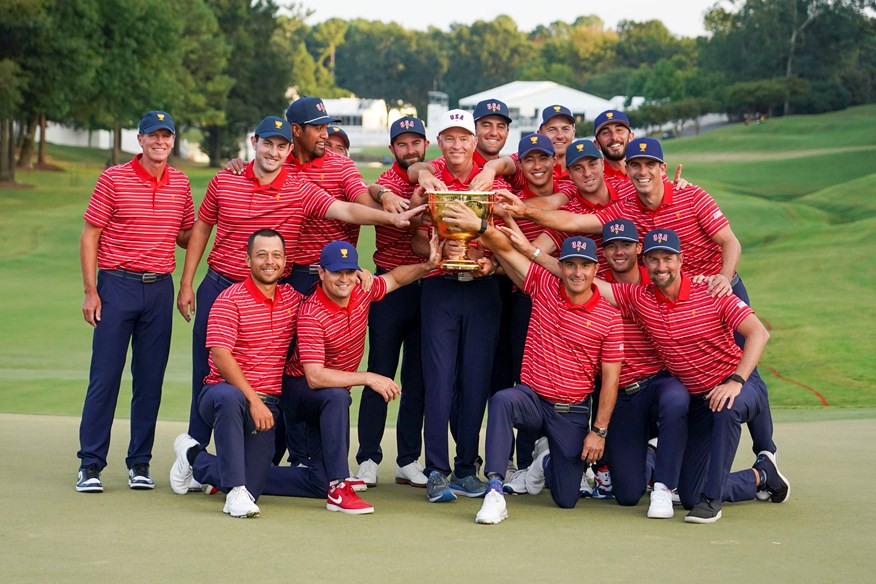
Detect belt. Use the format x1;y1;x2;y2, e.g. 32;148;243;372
103;269;170;284
442;272;493;282
256;392;280;405
206;268;240;288
622;373;663;396
293;263;321;275
548;396;590;414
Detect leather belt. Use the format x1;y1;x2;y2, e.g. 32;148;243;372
103;269;170;284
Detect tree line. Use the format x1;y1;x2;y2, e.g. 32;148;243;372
2;0;874;182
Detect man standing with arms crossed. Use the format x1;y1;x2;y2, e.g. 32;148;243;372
77;111;194;492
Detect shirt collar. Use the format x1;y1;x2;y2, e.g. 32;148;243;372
243;161;289;191
635;177;674;213
473;150;489;168
603;264;650;284
243;275;282;308
653;271;690;306
438;161;481;189
285;149;326;170
131;153;169;188
559;282;602;311
391;161;413;184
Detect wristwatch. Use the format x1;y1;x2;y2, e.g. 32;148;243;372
477;218;488;235
592;426;608;438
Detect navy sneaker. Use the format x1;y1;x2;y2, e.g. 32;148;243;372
426;471;457;503
128;463;155;490
449;472;489;498
76;464;103;493
753;451;790;503
684;496;722;524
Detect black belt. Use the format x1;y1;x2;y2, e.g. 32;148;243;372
256;392;280;405
622;372;663;396
103;269;170;284
293;263;321;275
441;272;492;282
546;396;590;414
206;268;240;288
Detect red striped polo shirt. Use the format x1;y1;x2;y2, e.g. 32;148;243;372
520;264;623;403
514;182;578;244
603;266;663;387
285;149;369;264
198;163;335;281
373;162;422;271
602;161;632;191
594;180;730;277
285;276;389;383
611;273;753;395
544;180;624;279
204;278;303;395
84;154;194;273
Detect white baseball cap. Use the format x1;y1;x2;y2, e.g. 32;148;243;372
437;109;475;136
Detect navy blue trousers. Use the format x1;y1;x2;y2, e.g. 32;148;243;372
485;384;590;509
421;276;500;478
356;277;425;467
606;373;689;505
282;375;353;482
78;271;173;469
187;270;235;445
677;370;768;507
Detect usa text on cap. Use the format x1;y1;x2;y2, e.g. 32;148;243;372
319;240;361;272
327;125;350;148
540;104;575;127
390;116;427;143
558;236;598;263
565;139;603;168
518;133;555;157
642;228;681;255
438;109;475;136
473;99;512;124
285;96;341;126
254;116;292;142
626;137;664;163
602;218;639;245
139;111;175;135
593;110;631;135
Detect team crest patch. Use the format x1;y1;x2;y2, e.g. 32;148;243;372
530;136;539;144
486;102;502;112
333;126;339;131
399;119;414;129
606;112;614;120
275;120;283;129
449;112;464;121
553;106;561;112
570;239;588;252
576;143;584;151
691;310;697;316
639;143;648;152
316;102;326;112
157;113;165;120
340;249;348;258
610;223;624;234
653;232;668;243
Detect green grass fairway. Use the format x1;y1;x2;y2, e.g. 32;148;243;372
1;411;875;583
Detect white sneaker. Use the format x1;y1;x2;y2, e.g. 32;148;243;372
475;490;508;524
502;468;528;495
395;461;428;487
525;447;550;495
169;433;199;495
188;478;205;492
647;482;674;518
224;486;260;518
579;467;595;497
356;459;379;487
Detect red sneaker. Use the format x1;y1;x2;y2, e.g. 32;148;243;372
326;481;374;515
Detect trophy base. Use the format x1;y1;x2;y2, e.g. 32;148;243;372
440;259;481;272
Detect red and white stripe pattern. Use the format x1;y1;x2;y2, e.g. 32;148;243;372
602;162;632;191
520;264;623;403
372;162;423;271
611;273;753;394
198;163;335;280
285;149;369;264
595;179;730;277
84;154;194;273
513;182;577;244
205;279;303;395
285;276;389;381
603;266;664;387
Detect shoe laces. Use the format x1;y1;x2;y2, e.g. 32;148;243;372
131;463;150;478
82;464;100;479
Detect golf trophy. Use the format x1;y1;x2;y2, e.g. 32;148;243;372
428;190;496;271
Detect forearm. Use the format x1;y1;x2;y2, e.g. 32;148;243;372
524;207;599;233
720;238;741;281
79;224;101;294
593;361;620;429
303;363;369;389
407;161;436;184
180;221;213;287
734;320;769;381
385;261;433;289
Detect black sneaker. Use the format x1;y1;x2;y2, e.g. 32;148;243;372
753;451;790;503
76;464;103;493
128;463;155;490
684;496;722;524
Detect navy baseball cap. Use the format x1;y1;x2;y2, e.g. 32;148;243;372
558;236;598;263
390;116;427;143
593;110;631;135
473;99;512;124
602;219;639;245
642;228;681;255
254;116;292;142
540;104;575;127
139;111;175;135
285;96;340;125
320;241;361;272
565;139;603;168
327;125;350;148
518;133;554;157
626;138;664;163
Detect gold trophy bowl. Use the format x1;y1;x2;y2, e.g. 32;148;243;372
428;190;495;271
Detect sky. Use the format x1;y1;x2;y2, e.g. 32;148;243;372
290;0;721;38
